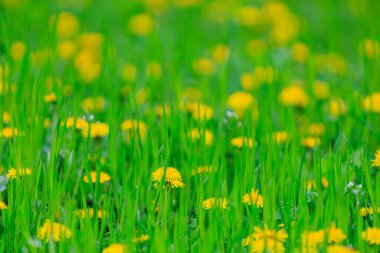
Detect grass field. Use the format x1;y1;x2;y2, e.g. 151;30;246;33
0;0;380;252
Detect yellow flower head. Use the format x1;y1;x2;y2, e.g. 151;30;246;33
82;122;109;138
1;127;20;139
0;201;7;210
361;227;380;245
132;234;149;243
121;119;147;139
279;84;309;107
83;171;111;184
292;42;309;63
227;91;255;117
189;128;213;146
102;244;126;253
326;245;358;253
186;102;214;121
329;98;347;117
307;123;325;136
301;137;321;148
152;167;184;188
359;39;380;59
242;226;288;253
128;13;154;36
10;41;27;61
212;44;229;63
37;219;72;243
50;12;79;39
57;40;77;60
363;93;380;113
193;57;214;75
6;168;31;179
43;92;57;103
371;149;380;168
191;166;214;175
122;63;138;82
273;131;288;144
76;208;106;219
242;188;263;208
313;80;330;100
65;117;89;130
230;137;255;148
203;198;228;210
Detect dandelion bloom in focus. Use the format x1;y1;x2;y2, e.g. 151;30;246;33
6;168;31;179
102;244;126;253
37;219;72;243
371;149;380;168
361;227;380;245
230;137;255;148
152;167;184;188
83;171;111;184
242;226;288;253
82;122;109;138
203;198;228;210
242;188;263;208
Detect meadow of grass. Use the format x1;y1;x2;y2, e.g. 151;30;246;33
0;0;380;252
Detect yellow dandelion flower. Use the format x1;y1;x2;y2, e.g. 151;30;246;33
0;201;7;210
2;112;10;124
102;244;126;253
242;226;288;253
189;128;213;146
227;91;255;117
121;119;147;139
65;117;89;130
193;57;214;75
359;39;380;59
186;102;214;121
279;84;309;107
152;167;184;188
6;168;31;179
363;93;380;113
308;123;325;136
43;92;57;103
128;13;154;36
242;188;263;208
321;177;328;189
328;224;346;243
82;122;109;138
302;230;325;249
203;198;228;210
83;171;111;184
57;40;77;60
10;41;26;61
37;219;72;243
273;131;288;144
132;234;149;243
1;127;20;138
326;245;358;253
50;12;79;39
313;80;330;100
76;208;106;219
292;42;309;63
329;98;347;117
362;227;380;245
212;44;229;63
230;137;254;148
77;33;103;49
234;6;263;27
191;166;214;175
122;63;138;82
372;149;380;168
301;137;321;148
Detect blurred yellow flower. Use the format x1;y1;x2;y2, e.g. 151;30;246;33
82;96;106;113
193;57;214;75
121;119;147;139
329;98;347;117
186;102;214;121
363;93;380;113
77;33;103;49
2;112;10;124
0;201;7;210
301;137;321;148
37;219;72;243
122;64;138;82
326;245;358;253
6;168;31;179
152;167;184;188
128;13;154;36
132;234;149;243
234;6;263;27
189;128;213;146
273;131;288;144
279;85;309;107
10;41;26;61
76;208;106;219
292;42;309;63
308;123;325;136
203;198;228;210
359;39;380;59
242;188;263;208
227;91;255;117
65;117;89;130
43;92;57;103
241;66;275;91
313;80;330;100
83;171;111;183
361;227;380;245
82;122;109;138
102;244;126;253
50;12;79;39
0;127;20;138
57;40;77;60
242;226;288;253
191;166;214;175
230;137;254;148
146;62;162;79
212;44;229;63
